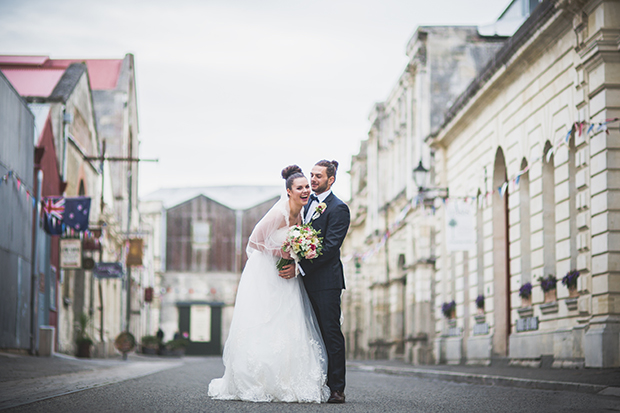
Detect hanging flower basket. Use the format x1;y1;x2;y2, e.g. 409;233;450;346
475;295;485;314
441;300;456;319
519;282;533;307
562;270;580;297
539;275;557;303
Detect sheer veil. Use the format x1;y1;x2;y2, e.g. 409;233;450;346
246;196;290;259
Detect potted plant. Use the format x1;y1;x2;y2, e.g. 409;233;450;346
519;282;533;307
562;270;580;298
475;294;485;314
166;338;189;357
140;335;159;355
441;300;456;320
539;274;557;303
75;312;93;358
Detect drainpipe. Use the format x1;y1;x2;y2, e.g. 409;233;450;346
62;108;71;184
30;170;43;355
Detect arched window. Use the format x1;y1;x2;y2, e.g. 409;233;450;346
476;189;484;297
520;158;531;284
492;147;510;357
542;141;556;278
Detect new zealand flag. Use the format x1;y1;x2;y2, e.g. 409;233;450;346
64;197;91;231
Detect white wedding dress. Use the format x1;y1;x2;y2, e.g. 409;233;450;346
208;198;330;403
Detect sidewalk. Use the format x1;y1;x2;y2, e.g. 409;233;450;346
348;359;620;397
0;351;183;410
0;350;176;382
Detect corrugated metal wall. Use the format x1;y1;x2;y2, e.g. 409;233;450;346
0;72;35;350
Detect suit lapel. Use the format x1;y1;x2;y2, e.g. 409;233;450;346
310;192;335;223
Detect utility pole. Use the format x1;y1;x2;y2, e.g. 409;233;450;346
126;169;132;336
84;148;157;358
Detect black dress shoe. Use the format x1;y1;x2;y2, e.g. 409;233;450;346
327;390;345;403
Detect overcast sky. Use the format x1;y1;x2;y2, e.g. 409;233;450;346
0;0;508;200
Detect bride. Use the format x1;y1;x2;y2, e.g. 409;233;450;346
208;165;330;403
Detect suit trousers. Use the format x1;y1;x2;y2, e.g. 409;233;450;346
306;288;346;392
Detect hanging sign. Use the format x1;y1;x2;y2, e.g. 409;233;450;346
126;238;143;267
445;200;476;252
60;239;82;269
93;262;124;279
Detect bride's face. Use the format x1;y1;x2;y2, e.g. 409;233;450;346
288;177;311;206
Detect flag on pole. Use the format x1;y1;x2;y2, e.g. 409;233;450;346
64;197;91;231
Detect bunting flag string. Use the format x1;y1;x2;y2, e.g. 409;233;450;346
477;117;620;206
0;168;38;211
344;117;620;264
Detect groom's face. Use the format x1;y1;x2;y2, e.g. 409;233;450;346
310;165;334;195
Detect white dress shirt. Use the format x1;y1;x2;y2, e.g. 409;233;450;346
304;190;331;224
298;190;331;277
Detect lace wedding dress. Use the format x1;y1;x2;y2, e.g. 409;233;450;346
208;198;330;403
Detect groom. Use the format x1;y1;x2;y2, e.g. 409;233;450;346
279;159;350;403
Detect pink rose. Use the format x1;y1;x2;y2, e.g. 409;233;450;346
305;249;317;260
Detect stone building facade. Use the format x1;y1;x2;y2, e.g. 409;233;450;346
345;0;620;368
342;26;506;363
430;0;620;368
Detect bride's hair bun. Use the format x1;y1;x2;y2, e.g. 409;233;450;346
281;165;303;180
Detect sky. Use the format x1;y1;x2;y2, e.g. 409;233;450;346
0;0;509;200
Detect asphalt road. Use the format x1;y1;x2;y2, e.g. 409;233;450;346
5;357;620;413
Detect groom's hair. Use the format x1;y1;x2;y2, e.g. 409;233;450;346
315;160;338;182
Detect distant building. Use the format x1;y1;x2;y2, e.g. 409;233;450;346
140;186;281;354
0;54;142;357
343;24;506;363
0;58;101;355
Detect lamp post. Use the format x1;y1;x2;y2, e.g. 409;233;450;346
413;160;429;192
413;159;449;201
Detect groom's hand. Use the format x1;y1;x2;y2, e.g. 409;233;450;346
278;264;296;280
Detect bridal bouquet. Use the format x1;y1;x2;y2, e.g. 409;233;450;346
276;224;323;271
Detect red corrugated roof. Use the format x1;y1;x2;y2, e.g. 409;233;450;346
0;55;49;66
51;59;122;90
0;55;124;92
1;67;65;97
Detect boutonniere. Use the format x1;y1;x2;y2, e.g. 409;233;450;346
311;202;327;221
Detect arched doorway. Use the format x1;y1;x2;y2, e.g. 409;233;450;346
492;148;510;357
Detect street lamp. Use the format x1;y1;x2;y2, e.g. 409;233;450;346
413;160;428;191
413;159;449;200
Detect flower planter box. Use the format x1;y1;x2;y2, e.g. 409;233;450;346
521;296;532;308
76;341;91;358
544;289;557;303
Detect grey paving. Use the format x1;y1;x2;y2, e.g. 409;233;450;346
1;351;619;412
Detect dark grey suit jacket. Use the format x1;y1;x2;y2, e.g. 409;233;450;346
300;192;350;292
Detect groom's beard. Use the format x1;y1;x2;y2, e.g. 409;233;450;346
313;181;329;195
